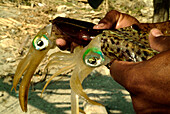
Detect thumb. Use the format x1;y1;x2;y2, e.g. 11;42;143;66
93;23;110;29
149;28;170;52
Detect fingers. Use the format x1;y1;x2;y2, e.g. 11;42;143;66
115;12;139;29
70;42;79;52
56;38;80;52
56;38;71;50
93;10;139;30
93;23;107;29
56;38;67;47
97;10;120;29
150;28;163;37
149;28;170;52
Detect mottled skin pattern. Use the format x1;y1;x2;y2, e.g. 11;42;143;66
100;26;159;62
52;18;170;63
12;15;170;112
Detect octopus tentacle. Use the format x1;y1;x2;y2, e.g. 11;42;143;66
41;46;84;95
41;63;76;96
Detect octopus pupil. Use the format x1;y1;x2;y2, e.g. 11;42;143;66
37;40;44;46
88;57;96;64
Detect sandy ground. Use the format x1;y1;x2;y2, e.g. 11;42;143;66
0;68;135;114
0;0;155;113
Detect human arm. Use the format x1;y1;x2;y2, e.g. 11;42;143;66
97;10;170;113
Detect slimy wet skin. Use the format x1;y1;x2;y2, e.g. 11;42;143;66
11;17;101;112
11;24;54;112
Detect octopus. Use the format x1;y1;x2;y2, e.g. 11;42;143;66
11;17;170;113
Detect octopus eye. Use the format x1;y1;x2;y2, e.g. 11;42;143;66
88;57;97;64
32;35;49;50
83;48;105;67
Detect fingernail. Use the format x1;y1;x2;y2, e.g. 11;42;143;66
98;23;105;27
93;25;99;29
151;28;163;37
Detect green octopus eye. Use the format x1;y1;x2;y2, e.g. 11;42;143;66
32;35;49;50
83;47;105;67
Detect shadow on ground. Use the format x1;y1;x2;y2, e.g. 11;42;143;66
0;71;135;114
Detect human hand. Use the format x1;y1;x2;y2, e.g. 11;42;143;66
149;28;170;52
110;30;170;113
93;9;170;113
56;10;139;51
93;10;139;29
56;38;78;52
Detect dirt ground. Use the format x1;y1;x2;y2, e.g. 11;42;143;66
0;0;155;113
